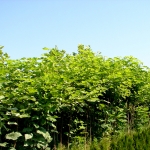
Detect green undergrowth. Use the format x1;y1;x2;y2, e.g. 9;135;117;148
57;126;150;150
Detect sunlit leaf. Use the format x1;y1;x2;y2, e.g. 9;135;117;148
5;132;22;140
0;142;8;147
43;47;49;50
25;133;33;141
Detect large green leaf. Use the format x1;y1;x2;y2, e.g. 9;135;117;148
25;133;33;141
0;95;5;100
37;129;52;143
0;142;8;147
5;132;22;140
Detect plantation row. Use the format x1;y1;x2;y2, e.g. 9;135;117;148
0;45;150;149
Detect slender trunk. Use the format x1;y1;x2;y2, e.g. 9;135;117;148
131;105;135;130
53;132;56;150
56;121;58;145
149;109;150;125
68;114;72;150
60;114;63;149
14;118;19;148
90;112;92;144
127;100;130;133
84;111;88;150
84;132;86;150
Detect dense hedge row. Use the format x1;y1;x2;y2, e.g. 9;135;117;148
0;45;150;149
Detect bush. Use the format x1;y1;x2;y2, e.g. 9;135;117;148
1;45;150;149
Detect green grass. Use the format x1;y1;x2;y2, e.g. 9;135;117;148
55;126;150;150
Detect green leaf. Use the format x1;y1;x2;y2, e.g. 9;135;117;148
43;47;49;50
0;95;5;100
79;125;86;130
46;116;56;122
7;107;18;111
0;142;8;147
9;147;16;150
25;133;33;141
87;98;99;102
19;114;30;118
5;132;22;140
33;123;39;129
0;45;4;49
37;129;52;143
7;122;18;125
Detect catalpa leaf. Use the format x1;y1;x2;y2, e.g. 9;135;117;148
33;123;39;129
25;133;33;141
7;107;18;111
19;114;30;118
0;45;4;49
6;132;22;140
7;122;18;125
46;116;56;122
0;142;8;147
0;95;4;100
43;47;49;50
87;98;99;102
37;129;52;143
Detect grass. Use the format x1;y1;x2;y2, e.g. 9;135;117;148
55;137;111;150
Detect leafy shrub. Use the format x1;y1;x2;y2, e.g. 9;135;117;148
0;45;150;149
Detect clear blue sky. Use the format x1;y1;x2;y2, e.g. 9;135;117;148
1;1;150;67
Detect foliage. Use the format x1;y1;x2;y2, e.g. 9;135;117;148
56;126;150;150
0;44;150;149
110;125;150;150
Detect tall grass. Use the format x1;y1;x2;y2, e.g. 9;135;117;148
56;125;150;150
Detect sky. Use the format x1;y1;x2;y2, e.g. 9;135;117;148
1;0;150;67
